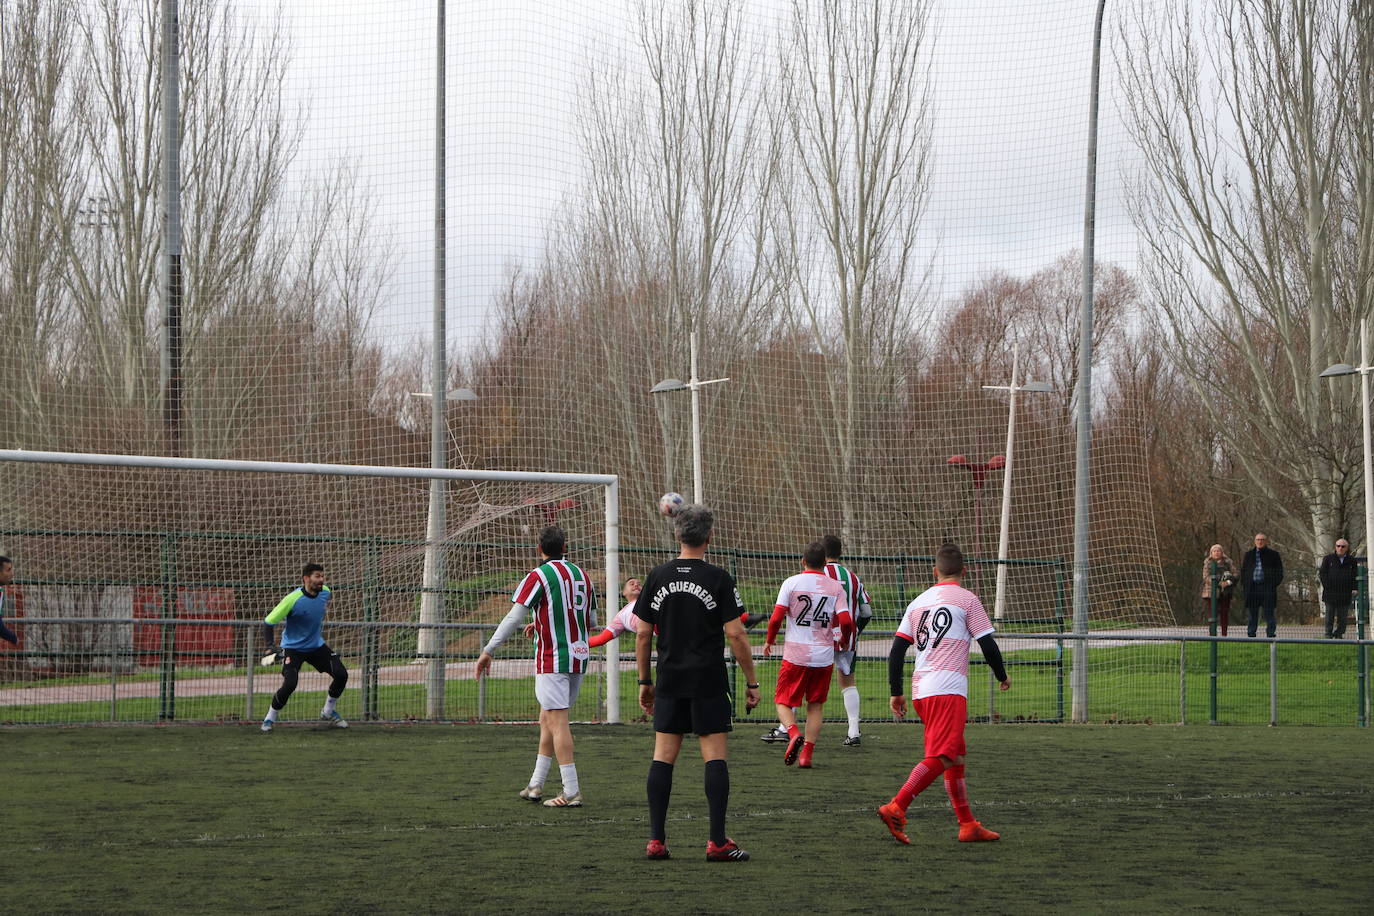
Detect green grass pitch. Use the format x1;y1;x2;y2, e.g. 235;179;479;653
6;722;1371;913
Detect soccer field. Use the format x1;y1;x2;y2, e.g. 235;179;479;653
7;722;1370;914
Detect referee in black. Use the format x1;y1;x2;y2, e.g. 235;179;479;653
635;504;760;862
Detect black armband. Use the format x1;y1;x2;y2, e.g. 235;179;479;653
887;638;910;698
977;634;1008;683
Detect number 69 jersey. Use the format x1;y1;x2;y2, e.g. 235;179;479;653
774;571;851;668
895;581;994;699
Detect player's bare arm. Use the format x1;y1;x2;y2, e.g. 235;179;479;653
635;626;655;713
723;616;760;712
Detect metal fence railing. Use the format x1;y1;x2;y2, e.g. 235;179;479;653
0;618;1367;727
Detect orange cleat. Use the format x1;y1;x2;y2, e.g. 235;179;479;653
877;802;910;845
958;820;1000;842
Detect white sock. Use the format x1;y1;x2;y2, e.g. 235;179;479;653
322;696;338;715
559;763;580;798
264;707;279;723
531;754;553;789
843;686;861;738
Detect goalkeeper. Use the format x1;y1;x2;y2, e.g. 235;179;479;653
260;563;349;732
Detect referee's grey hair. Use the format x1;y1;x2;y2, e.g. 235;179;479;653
674;504;714;547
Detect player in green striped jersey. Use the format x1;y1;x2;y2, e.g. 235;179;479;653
475;526;597;808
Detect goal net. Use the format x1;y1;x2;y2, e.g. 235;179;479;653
0;0;1180;726
0;452;622;726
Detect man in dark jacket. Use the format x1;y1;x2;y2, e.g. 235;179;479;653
1240;533;1283;638
1318;538;1358;639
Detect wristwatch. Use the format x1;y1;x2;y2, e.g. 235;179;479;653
746;683;760;689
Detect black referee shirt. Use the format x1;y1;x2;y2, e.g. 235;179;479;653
637;557;747;698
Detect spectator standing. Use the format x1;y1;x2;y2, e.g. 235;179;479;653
1318;538;1357;639
1200;544;1238;637
1240;533;1283;638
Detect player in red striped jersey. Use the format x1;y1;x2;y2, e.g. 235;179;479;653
475;526;597;808
586;577;643;647
878;542;1009;845
764;541;854;768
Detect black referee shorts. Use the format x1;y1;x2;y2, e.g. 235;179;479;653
653;693;733;736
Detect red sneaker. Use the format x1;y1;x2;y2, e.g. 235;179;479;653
958;820;1000;842
705;838;751;862
783;731;805;766
798;742;814;768
645;839;671;859
877;802;910;845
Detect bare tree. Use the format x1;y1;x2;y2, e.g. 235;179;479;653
1119;0;1372;561
772;0;936;543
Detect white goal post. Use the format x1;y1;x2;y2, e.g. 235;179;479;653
0;449;624;723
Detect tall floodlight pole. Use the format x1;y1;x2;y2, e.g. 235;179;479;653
982;347;1053;619
650;327;730;504
1072;0;1107;723
160;0;183;458
419;0;448;719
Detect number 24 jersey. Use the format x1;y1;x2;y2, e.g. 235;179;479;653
895;581;994;700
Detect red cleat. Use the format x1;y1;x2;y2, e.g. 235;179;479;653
705;838;750;861
958;820;1000;842
645;839;671;859
798;742;814;768
877;802;910;845
783;731;805;766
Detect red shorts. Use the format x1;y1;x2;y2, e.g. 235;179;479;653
774;660;833;707
914;693;968;759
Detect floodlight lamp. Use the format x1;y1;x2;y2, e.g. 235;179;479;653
651;378;688;394
986;455;1007;470
1320;363;1358;379
946;455;969;466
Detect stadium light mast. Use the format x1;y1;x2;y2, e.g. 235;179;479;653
1072;0;1108;724
160;0;183;458
420;0;449;720
650;328;730;503
982;346;1054;620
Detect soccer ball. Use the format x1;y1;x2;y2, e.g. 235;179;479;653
658;492;685;517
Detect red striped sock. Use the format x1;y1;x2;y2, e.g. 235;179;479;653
944;765;974;824
894;757;946;810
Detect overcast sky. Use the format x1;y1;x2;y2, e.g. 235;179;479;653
265;0;1147;355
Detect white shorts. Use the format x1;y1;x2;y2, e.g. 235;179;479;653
534;672;584;711
834;649;857;677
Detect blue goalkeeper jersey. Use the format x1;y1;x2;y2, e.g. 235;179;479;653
264;586;331;650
